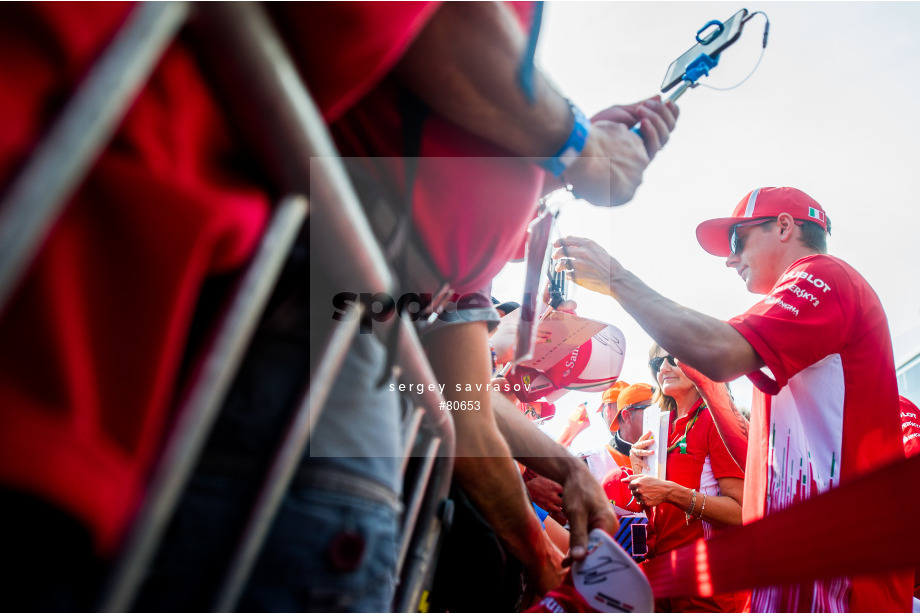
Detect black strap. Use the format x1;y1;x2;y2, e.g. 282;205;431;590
376;87;428;387
518;1;544;103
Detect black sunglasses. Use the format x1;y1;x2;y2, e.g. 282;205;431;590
729;217;807;255
622;403;651;414
728;218;774;255
649;354;677;374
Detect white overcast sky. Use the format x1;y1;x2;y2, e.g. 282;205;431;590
492;2;920;450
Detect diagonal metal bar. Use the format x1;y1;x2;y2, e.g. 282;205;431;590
188;4;456;610
99;195;307;613
393;453;454;613
193;1;394;296
397;437;442;572
212;306;362;613
392;322;456;612
400;406;426;475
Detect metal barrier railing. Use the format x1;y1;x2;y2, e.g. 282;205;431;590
100;194;308;612
391;324;458;612
212;304;364;612
192;4;456;610
0;2;456;611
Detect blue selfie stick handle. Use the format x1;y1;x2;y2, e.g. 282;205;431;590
630;53;719;136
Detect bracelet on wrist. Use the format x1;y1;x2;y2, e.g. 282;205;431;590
685;488;697;525
697;492;707;520
539;100;590;177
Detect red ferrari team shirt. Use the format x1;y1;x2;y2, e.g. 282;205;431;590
645;402;746;614
648;401;744;557
729;254;909;613
901;396;920;457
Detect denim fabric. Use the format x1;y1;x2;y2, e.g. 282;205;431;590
136;473;256;612
138;258;404;612
137;474;398;613
241;487;399;613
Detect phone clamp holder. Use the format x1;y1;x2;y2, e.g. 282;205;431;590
630;51;718;136
682;53;719;85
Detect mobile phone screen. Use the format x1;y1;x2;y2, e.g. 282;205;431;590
631;522;648;557
660;9;748;92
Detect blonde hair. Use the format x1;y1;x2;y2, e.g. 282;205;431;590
648;342;677;413
648;342;733;413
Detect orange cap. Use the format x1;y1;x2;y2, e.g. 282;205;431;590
617;383;654;411
599;380;629;409
606;383;653;433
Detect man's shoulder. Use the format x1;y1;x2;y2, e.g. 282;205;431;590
777;254;878;303
785;254;869;284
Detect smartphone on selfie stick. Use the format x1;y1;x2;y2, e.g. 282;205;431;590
631;8;761;134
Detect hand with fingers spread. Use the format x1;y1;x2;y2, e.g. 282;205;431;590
590;96;679;161
557;457;618;566
490;391;617;569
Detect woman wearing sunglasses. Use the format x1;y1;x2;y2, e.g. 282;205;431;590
625;343;747;612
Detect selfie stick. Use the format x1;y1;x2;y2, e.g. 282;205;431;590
631;10;770;136
630;53;718;136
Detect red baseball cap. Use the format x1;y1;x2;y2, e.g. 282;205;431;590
602;466;641;512
696;187;829;257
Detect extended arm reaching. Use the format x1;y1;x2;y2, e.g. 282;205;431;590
492;391;617;562
395;2;678;206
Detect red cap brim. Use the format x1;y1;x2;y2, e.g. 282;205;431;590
695;216;745;257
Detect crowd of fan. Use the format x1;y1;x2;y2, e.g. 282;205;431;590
0;3;916;613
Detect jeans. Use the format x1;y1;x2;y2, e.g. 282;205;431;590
138;472;399;613
139;263;403;612
242;485;399;612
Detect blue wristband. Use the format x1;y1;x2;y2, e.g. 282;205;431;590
539;101;590;177
532;502;549;529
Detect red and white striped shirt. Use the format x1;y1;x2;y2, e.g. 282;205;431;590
730;254;910;613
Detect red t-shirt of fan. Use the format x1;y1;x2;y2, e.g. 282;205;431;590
0;1;440;554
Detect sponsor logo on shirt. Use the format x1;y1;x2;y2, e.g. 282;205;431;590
780;270;833;293
774;282;821;308
764;295;800;317
901;412;920;444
